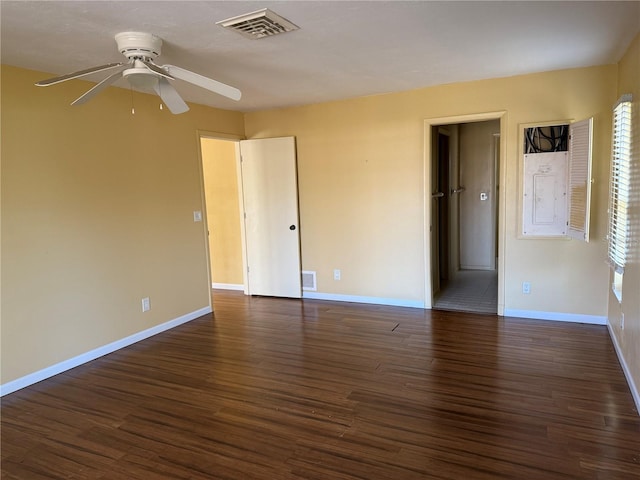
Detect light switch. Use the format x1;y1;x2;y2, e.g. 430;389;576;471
193;210;203;222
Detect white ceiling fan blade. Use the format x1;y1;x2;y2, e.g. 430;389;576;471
162;65;241;101
71;67;127;106
153;77;189;114
36;63;126;86
141;59;174;80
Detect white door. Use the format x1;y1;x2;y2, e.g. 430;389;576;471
239;137;302;298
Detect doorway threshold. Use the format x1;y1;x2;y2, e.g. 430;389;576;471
434;269;497;314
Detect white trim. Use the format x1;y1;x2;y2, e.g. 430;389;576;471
0;306;212;397
607;323;640;414
196;137;213;314
303;291;424;309
212;283;244;291
235;141;249;295
503;309;606;325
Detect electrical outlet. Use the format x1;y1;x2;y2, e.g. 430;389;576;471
142;297;150;312
522;282;531;294
334;269;341;281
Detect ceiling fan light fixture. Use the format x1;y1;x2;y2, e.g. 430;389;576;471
216;8;299;39
122;67;159;91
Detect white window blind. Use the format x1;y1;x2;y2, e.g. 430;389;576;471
608;95;632;272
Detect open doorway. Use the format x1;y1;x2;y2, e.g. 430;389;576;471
430;119;501;314
199;134;302;300
199;136;245;293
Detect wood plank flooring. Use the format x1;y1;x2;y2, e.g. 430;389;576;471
2;290;639;479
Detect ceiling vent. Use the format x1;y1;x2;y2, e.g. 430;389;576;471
217;8;299;39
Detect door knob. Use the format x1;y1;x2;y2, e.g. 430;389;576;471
290;225;296;230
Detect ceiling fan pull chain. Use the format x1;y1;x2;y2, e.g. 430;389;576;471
158;81;163;110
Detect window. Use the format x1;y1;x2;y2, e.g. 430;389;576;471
608;94;632;302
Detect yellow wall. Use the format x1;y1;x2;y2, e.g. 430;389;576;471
200;138;244;286
1;65;245;384
245;65;618;315
608;32;640;401
3;39;637;393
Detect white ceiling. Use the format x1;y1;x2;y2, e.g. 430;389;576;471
1;1;639;112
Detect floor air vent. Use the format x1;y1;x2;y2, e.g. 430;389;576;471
302;271;317;291
217;8;299;39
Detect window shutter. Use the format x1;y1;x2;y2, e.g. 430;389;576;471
567;117;593;241
608;96;632;271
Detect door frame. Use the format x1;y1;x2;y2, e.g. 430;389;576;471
432;126;451;296
196;131;248;302
423;112;506;314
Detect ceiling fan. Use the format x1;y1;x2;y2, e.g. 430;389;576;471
35;32;241;114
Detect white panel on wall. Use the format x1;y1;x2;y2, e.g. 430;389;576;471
533;174;558;224
523;151;568;236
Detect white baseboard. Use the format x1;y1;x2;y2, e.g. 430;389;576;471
607;323;640;414
503;309;606;325
0;306;212;397
212;283;244;291
302;291;424;309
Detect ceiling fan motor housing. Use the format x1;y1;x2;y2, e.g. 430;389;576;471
115;32;162;60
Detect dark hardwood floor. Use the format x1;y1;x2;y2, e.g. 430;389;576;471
2;290;639;479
